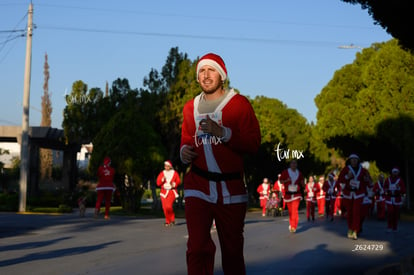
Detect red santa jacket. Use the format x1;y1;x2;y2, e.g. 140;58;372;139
156;169;181;199
373;180;386;202
305;182;320;203
280;168;303;202
338;164;370;200
323;179;339;201
384;176;406;205
316;181;325;200
180;89;261;204
96;165;115;191
257;183;270;200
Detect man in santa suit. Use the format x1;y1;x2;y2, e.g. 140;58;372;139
273;174;285;210
384;167;406;232
95;156;115;220
180;53;261;275
305;176;319;222
257;178;271;216
156;160;181;226
373;173;386;220
279;160;304;233
323;173;339;221
316;176;326;217
338;154;370;240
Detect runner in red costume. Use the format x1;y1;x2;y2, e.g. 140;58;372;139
95;157;115;220
257;178;271;216
373;174;386;220
305;176;319;222
279;160;304;233
338;154;370;240
273;174;285;210
323;173;339;221
316;176;326;217
384;167;406;232
180;53;261;275
156;160;181;226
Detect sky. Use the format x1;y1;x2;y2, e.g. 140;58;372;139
0;0;392;129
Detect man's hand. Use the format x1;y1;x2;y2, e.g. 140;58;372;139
200;115;224;137
181;145;198;164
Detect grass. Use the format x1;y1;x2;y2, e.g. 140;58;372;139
401;208;414;222
97;205;186;219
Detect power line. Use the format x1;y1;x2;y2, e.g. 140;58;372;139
0;29;26;33
0;10;27;64
39;25;358;48
35;3;376;30
0;34;25;46
0;11;27;62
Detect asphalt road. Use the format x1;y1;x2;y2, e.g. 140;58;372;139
0;209;413;275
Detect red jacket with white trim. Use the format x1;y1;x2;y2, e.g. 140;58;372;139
96;165;115;191
305;182;320;203
316;182;325;200
337;165;370;200
280;168;303;202
156;169;181;199
384;176;406;205
322;179;339;201
257;183;270;200
373;180;386;201
180;90;261;204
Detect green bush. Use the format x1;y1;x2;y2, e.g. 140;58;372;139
142;188;160;199
0;193;18;211
58;204;73;213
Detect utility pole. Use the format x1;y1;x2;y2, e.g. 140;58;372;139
19;2;33;212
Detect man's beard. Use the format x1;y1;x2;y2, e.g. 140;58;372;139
201;80;222;94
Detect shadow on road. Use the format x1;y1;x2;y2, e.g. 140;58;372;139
0;236;72;252
0;240;121;267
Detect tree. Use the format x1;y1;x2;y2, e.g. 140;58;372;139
62;81;104;144
341;0;414;52
39;53;53;180
89;94;165;212
248;96;323;196
143;47;191;165
315;39;414;207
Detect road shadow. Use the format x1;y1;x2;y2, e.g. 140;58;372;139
0;236;72;252
0;240;121;267
0;212;133;238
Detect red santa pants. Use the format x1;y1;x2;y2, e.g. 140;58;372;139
317;198;325;216
334;197;345;216
306;201;316;219
325;198;335;217
387;204;400;230
376;200;386;219
343;197;363;232
161;193;176;224
359;203;371;232
286;199;300;229
185;197;247;275
260;198;268;215
95;190;112;216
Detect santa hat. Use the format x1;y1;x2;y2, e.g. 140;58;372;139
348;154;360;160
328;173;335;179
391;167;400;174
103;156;111;166
164;160;173;168
196;53;227;81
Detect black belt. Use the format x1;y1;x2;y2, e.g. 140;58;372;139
191;165;242;182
